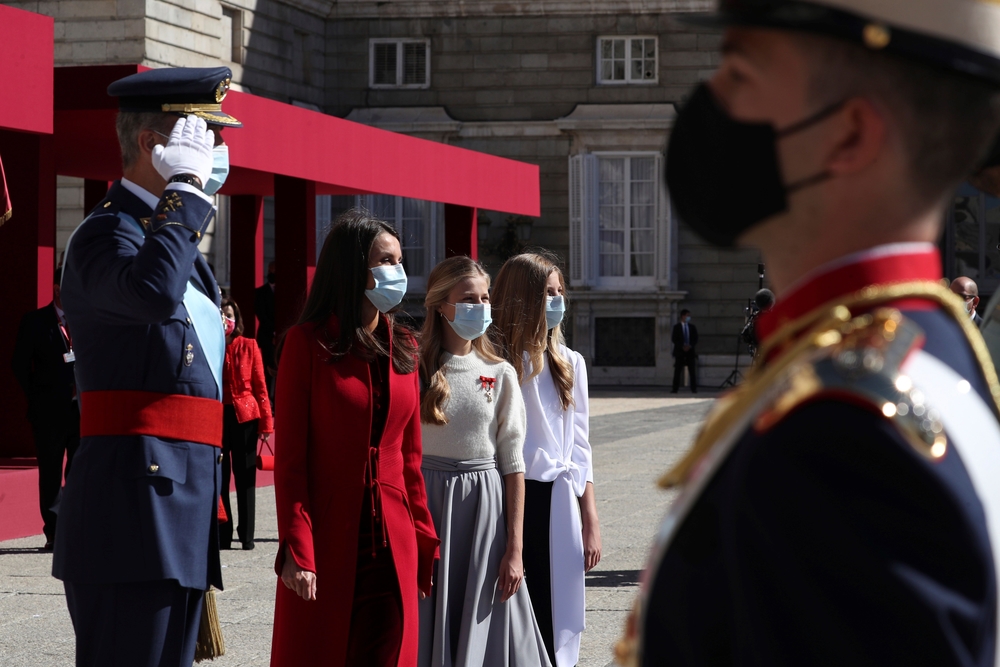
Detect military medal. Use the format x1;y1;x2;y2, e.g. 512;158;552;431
480;376;496;402
185;343;195;367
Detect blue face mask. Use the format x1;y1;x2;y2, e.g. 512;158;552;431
365;264;407;313
203;145;230;196
545;295;565;330
445;303;492;341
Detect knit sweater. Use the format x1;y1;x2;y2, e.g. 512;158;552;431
421;349;527;475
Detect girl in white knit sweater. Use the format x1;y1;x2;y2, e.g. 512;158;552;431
417;256;550;667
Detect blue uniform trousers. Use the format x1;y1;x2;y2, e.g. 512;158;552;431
65;579;203;667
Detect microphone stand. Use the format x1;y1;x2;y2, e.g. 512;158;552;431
719;299;748;389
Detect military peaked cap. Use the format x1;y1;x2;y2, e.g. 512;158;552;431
687;0;1000;85
107;66;242;128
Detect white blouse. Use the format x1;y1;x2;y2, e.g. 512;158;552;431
521;345;592;667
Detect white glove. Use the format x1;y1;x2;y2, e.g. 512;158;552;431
151;116;215;187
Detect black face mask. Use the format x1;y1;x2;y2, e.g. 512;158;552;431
666;83;844;247
267;272;276;285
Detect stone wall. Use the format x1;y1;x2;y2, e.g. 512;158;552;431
676;224;763;355
324;14;721;120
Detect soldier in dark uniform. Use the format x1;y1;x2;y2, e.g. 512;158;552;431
53;67;241;667
618;2;1000;666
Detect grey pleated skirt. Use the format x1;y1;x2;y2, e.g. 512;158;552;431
418;455;552;667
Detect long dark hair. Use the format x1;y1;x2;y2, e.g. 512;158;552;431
220;296;244;338
297;208;417;374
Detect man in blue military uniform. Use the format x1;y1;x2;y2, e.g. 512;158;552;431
617;2;1000;666
53;67;241;667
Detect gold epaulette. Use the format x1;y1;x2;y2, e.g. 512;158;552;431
658;280;1000;490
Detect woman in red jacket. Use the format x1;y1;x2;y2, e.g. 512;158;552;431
220;296;273;551
270;210;439;667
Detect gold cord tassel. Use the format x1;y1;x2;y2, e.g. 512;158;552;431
194;588;225;662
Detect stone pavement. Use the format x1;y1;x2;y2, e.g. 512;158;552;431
0;389;714;667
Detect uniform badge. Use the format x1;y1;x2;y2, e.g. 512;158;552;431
480;376;496;402
185;343;195;367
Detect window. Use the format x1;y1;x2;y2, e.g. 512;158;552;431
594;317;656;366
359;195;441;291
369;39;431;89
597;37;657;84
220;6;243;64
569;153;666;288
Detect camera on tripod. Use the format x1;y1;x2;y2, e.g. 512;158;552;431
720;264;774;389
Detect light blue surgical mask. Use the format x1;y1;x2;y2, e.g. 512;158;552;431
445;303;492;341
203;144;230;196
365;264;407;313
545;295;565;330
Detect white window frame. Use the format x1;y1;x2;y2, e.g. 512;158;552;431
596;36;659;85
369;38;431;90
569;152;668;290
358;194;441;292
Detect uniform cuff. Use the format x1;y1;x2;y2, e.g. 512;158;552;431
165;181;214;205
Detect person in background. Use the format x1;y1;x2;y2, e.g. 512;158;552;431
220;296;272;551
950;276;983;327
11;266;80;551
490;253;601;667
418;255;550;667
271;210;438;667
255;261;277;398
670;309;698;393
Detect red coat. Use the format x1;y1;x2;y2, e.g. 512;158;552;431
270;316;439;667
223;335;274;433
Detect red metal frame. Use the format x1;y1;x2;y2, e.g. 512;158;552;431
2;57;541;460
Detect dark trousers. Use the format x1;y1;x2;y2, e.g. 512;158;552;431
64;579;203;667
32;406;80;543
219;405;258;548
672;351;698;392
523;479;557;667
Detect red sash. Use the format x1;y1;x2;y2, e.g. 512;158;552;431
80;390;223;447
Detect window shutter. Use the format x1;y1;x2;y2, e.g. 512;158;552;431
568;155;586;286
403;42;427;85
654;153;668;284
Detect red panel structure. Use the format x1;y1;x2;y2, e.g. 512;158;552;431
230;195;265;336
2;58;540;475
275;176;317;335
0;6;53;135
52;65;541;220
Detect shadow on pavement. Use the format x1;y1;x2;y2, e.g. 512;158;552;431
586;569;640;588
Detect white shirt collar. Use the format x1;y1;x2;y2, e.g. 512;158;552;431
54;302;65;322
120;178;161;212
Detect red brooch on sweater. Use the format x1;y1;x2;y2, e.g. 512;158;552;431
480;376;496;403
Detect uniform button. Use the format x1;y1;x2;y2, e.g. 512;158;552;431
148;464;159;473
217;453;223;464
186;317;191;325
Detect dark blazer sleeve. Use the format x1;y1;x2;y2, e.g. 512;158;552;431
671;323;682;348
690;324;698;349
730;400;994;666
67;188;214;325
11;310;35;395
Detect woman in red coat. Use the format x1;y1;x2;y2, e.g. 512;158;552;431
220;296;273;550
270;210;439;667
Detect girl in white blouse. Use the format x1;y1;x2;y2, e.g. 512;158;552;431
491;253;602;667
